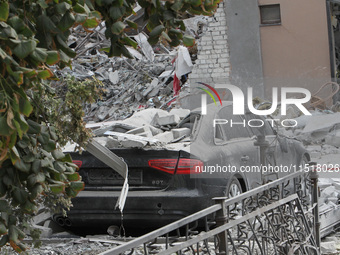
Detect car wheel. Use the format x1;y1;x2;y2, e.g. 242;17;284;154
224;177;243;219
227;177;242;198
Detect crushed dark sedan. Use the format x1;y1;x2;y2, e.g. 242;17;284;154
54;102;310;231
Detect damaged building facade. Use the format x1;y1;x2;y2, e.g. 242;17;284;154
190;0;340;103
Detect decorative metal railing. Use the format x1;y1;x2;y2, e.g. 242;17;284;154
100;168;320;255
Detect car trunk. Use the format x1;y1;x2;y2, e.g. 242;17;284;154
70;148;183;191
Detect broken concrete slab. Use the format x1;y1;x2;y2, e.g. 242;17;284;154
324;236;339;242
33;224;53;238
104;131;159;145
169;108;190;119
105;136;121;148
122;109;169;127
109;71;120;85
126;125;162;137
172;128;191;139
142;83;153;97
152;114;180;127
147;86;160;99
33;210;52;226
150;63;165;75
121;139;147;148
93;137;111;147
325;130;340;147
327;197;339;204
332;182;340;191
321;186;339;199
154;131;174;144
92;122;138;136
302;112;340;134
97;106;110;121
126;126;153;137
159;70;174;78
321;241;337;254
149;126;163;136
143;78;159;98
306;145;322;158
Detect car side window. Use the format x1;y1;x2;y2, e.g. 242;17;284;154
244;113;275;136
215;107;250;142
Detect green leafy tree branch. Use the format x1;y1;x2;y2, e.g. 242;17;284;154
0;0;220;252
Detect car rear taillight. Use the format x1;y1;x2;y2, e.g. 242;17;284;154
72;160;82;170
176;159;203;174
148;159;203;175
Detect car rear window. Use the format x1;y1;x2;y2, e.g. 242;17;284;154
177;112;201;138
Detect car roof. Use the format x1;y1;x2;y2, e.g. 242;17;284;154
191;101;234;113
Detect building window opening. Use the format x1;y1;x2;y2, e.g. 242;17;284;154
260;4;281;25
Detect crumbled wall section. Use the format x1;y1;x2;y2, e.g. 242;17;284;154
189;1;230;86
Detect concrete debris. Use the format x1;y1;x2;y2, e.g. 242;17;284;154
321;241;337;254
104;131;160;147
82;105;192;151
278;110;340;146
153;131;174;144
51;22;199;124
126;125;162;137
325;130;340;147
170;108;191;118
134;33;155;62
152;114;181;127
105;136;121;148
183;15;209;38
119;109;170;127
321;186;339;199
172;128;191;139
0;236;120;254
121;139;148;148
109;71;120;85
302;112;340;134
280;109;340;241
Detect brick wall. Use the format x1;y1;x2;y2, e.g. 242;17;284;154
189;1;230;87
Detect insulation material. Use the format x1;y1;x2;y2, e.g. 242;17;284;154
175;46;193;77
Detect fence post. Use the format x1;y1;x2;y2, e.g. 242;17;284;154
310;163;320;252
215;198;228;255
254;135;270;184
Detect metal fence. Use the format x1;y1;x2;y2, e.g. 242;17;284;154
100;168;319;255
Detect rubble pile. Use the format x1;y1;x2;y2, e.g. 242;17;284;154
274;107;340;254
273;106;340;146
52;20;202;123
66;108;192;152
0;237;120;255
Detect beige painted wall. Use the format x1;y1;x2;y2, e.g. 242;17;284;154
259;0;333;104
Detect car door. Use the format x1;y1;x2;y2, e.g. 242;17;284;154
244;113;291;180
215;106;262;190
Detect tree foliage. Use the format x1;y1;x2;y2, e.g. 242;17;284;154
0;0;220;252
